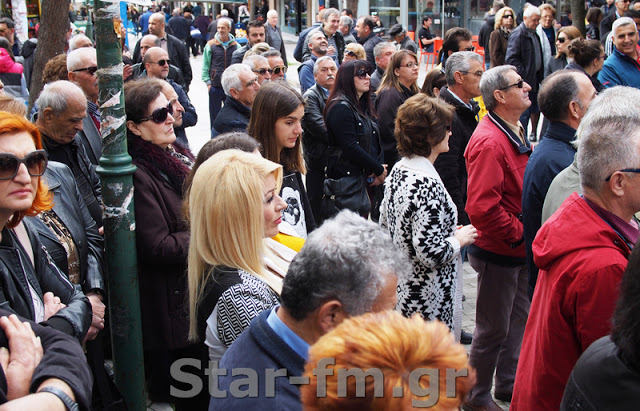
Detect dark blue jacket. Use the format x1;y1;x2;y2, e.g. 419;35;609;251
213;309;305;410
522;121;577;298
506;23;544;92
598;46;640;89
297;54;317;94
212;96;251;135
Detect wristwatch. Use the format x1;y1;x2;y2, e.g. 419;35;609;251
39;386;79;411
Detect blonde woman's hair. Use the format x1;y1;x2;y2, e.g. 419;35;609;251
301;311;475;410
187;149;283;341
345;42;366;60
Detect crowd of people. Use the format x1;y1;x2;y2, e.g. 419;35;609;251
0;0;639;409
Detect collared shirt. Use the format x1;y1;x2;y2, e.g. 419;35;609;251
266;306;310;360
86;100;100;132
500;115;525;144
583;196;640;249
267;24;282;52
448;88;472;110
319;84;329;98
159;35;168;52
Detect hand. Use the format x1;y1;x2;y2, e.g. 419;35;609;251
98;226;104;236
84;293;106;343
327;45;336;55
43;293;66;321
455;224;478;248
0;315;43;400
207;84;212;91
123;64;133;81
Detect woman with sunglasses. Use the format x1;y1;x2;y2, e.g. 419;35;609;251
380;94;477;341
323;59;386;220
566;38;605;92
0;112;91;342
124;78;202;408
489;6;516;68
376;50;420;172
343;43;366;61
249;81;316;237
549;26;583;73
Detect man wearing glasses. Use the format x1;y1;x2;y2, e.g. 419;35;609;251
512;87;640;411
462;65;532;411
263;50;288;82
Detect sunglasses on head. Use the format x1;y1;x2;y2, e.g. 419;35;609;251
0;150;48;181
557;37;566;43
355;69;369;79
152;59;171;66
73;66;98;75
138;102;173;124
499;78;525;90
346;50;357;57
268;66;287;75
253;68;269;75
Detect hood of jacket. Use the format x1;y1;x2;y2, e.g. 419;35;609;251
533;192;631;271
0;48;22;73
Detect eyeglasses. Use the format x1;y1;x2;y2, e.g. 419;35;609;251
463;46;476;51
499;78;524;90
399;62;418;69
73;66;98;75
268;66;287;75
460;70;483;77
151;59;170;66
503;14;514;18
557;37;567;43
0;150;48;180
355;69;369;79
253;68;269;75
605;168;640;181
138;102;173;124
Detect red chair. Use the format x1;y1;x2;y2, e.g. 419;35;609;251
419;38;442;71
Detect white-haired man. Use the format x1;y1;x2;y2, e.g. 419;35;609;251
264;9;287;66
599;17;640;88
212;64;260;135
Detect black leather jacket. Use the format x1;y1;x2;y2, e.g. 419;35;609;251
0;219;91;342
302;84;329;165
28;162;105;295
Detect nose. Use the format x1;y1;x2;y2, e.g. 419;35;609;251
524;81;532;92
295;121;303;135
265;70;272;80
14;163;31;183
275;194;287;211
167;113;175;124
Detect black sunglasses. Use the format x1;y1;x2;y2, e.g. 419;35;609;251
0;150;48;180
503;14;514;18
346;50;357;57
355;69;368;79
152;59;171;66
73;66;98;75
606;168;640;181
499;79;524;90
464;46;476;51
138;102;173;124
253;68;269;75
557;37;566;43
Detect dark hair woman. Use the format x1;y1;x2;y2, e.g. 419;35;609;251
249;81;316;238
380;94;477;341
585;7;604;41
323;59;387;220
489;6;516;68
566;38;605;92
549;26;582;73
124;78;204;409
421;68;447;97
375;49;419;171
0;112;91;343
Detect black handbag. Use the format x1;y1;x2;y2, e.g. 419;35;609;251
321;174;370;219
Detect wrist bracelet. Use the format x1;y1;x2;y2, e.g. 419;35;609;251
39;386;79;411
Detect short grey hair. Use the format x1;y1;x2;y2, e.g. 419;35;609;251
613;17;638;36
266;9;278;18
221;63;252;96
261;49;281;58
524;5;541;18
323;7;340;21
36;80;86;117
68;34;92;51
480;64;516;111
313;55;336;75
217;17;232;28
373;41;395;58
243;54;269;70
308;31;326;46
339;15;353;30
445;51;483;86
280;210;410;321
577;86;640;193
67;47;96;72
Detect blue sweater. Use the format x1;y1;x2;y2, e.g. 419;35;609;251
522;121;577;298
211;310;306;410
598;46;640;89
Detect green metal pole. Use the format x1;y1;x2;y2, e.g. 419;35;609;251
94;1;146;410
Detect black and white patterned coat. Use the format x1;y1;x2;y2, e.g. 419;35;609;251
380;156;461;331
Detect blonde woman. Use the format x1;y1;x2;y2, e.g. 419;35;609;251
188;149;286;365
489;7;516;68
343;42;366;61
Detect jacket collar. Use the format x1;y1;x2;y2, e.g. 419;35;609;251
226;96;251;117
544;121;577;144
487;111;532;155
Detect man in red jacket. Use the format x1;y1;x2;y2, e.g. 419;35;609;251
511;86;640;410
463;65;532;411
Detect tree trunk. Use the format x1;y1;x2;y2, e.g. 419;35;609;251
570;0;586;37
347;0;359;17
28;0;70;111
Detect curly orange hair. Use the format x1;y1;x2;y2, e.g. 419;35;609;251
0;111;53;228
301;311;475;410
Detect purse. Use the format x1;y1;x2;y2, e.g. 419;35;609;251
321;174;370;219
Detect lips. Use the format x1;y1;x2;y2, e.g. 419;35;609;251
10;189;32;196
274;216;282;225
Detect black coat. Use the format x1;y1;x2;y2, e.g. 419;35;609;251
434;87;480;226
375;84;416;169
213;96;251;134
505;23;544;92
478;15;496;64
128;136;193;350
359;32;383;70
0;219;91;342
231;44;250;65
28;162;104;295
133;33;192;89
302;84;329;166
302;27;344;65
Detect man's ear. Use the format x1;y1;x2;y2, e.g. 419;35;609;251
42;107;55;123
316;300;346;334
126;120;142;136
229;88;240;100
68;71;77;82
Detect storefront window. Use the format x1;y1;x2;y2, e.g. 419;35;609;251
370;0;401;32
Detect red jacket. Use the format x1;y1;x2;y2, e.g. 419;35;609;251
511;193;631;410
464;112;531;258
